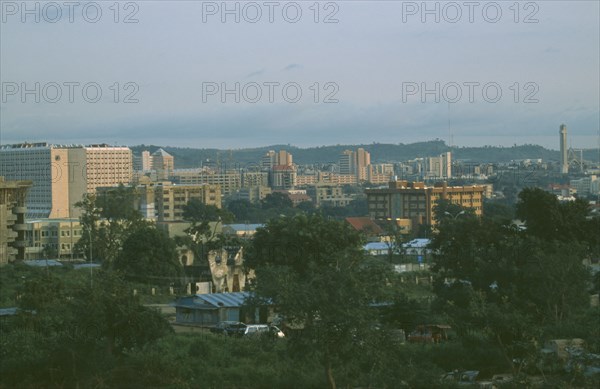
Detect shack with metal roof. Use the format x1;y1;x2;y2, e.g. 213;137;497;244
173;292;265;326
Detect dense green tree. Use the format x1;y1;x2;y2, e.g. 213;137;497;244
432;189;594;374
183;198;234;224
516;187;590;242
246;214;391;389
226;199;258;222
261;192;293;209
114;226;182;285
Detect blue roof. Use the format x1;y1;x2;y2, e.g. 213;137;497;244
23;259;63;267
197;292;251;308
403;239;431;248
73;263;101;269
173;292;253;310
0;307;36;316
0;308;19;316
364;242;390;251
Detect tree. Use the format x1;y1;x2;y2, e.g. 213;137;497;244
431;190;593;374
3;269;172;388
114;226;182;285
74;185;148;267
183;199;233;224
246;214;391;389
260;192;293;210
516;187;589;242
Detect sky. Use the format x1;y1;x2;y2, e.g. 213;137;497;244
1;0;599;150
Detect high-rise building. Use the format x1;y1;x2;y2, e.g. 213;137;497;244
152;148;175;180
560;124;568;174
425;152;452;179
356;148;371;181
271;165;297;190
338;150;354;175
338;148;372;181
261;150;292;171
133;150;152;172
0;142;132;218
0;177;32;263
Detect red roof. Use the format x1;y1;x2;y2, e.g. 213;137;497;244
345;217;384;235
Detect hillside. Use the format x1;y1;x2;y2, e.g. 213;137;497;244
131;141;598;169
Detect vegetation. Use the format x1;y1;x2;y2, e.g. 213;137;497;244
246;214;390;388
1;187;598;388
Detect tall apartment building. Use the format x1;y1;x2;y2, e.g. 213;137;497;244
261;150;293;170
1;177;32;263
338;148;372;181
133;150;152;171
365;180;483;226
425;152;452;179
271;165;297;190
0;143;132;218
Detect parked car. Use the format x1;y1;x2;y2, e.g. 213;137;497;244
243;324;286;338
210;321;247;336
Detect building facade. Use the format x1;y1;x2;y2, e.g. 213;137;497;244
0;177;32;263
155;183;221;222
0;143;132;218
365;180;484;226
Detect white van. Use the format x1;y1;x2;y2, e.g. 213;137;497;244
243;324;285;338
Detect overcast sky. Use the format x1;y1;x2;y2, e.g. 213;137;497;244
1;0;598;150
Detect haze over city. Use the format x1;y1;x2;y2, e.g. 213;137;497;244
1;0;599;149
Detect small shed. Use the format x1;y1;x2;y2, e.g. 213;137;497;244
173;292;256;326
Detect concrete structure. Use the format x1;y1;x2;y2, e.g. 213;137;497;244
172;169;241;196
0;142;132;218
560;124;568;174
571;175;598;197
155;182;221;222
365;180;484;226
271;165;297;190
0;177;32;263
232;186;272;203
262;150;293;170
307;184;353;207
24;218;83;260
425;152;452;179
339;148;372;181
152;148;175;180
133;150;152;172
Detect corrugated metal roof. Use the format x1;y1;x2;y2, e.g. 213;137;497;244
364;242;390;251
197;292;251;308
23;260;63;267
0;308;19;316
403;239;430;248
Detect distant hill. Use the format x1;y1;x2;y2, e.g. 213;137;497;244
131;141;598;169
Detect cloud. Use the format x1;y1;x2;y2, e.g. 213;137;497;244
282;64;303;72
246;69;266;78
